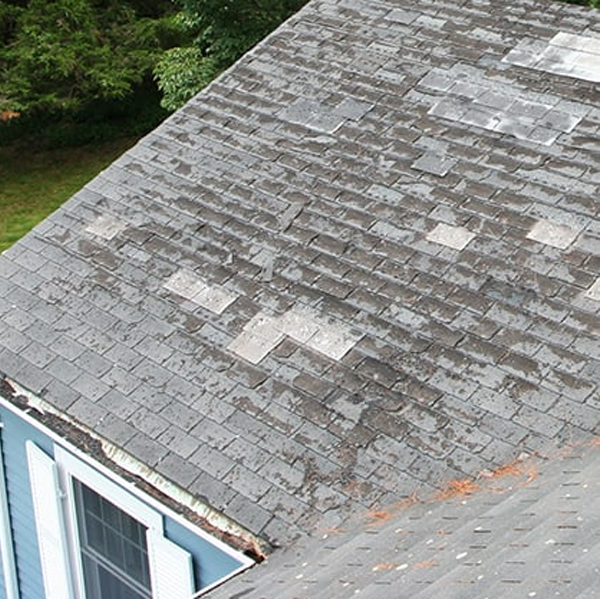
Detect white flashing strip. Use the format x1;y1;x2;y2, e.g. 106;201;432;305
228;307;363;364
1;380;258;569
164;269;237;314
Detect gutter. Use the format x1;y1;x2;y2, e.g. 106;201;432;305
1;377;267;563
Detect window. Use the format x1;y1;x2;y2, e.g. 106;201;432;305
26;442;195;599
73;480;152;599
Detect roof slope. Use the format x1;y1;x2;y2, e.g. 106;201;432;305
0;0;599;547
212;442;600;599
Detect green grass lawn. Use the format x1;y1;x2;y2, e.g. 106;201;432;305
0;137;137;253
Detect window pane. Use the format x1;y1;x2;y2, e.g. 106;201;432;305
84;514;105;553
97;562;144;600
74;480;152;599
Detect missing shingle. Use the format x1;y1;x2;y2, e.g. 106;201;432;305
335;98;374;121
384;7;420;24
85;215;126;240
426;223;475;251
228;313;285;364
504;32;600;83
411;152;458;177
228;307;363;364
421;66;586;145
280;97;373;134
526;220;581;249
308;322;362;361
280;99;345;133
164;269;237;314
228;330;282;364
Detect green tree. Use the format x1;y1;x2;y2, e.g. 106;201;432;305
154;0;307;110
0;0;178;113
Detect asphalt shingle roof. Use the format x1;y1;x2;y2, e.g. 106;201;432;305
0;0;598;560
213;442;600;598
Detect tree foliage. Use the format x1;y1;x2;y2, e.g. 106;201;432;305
1;0;308;116
0;0;178;113
155;0;307;110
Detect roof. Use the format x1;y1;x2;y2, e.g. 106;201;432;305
212;441;600;599
0;0;599;554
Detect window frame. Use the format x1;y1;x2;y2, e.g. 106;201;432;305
56;446;164;599
72;479;153;599
27;441;197;599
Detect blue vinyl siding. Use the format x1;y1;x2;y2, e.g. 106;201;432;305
0;408;48;599
0;404;247;598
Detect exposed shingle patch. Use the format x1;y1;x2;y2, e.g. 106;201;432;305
85;215;126;240
279;97;373;133
228;307;362;364
411;152;458;177
278;202;305;231
426;224;475;251
384;7;420;24
504;32;600;83
228;317;284;364
164;269;237;314
422;67;585;145
526;219;582;249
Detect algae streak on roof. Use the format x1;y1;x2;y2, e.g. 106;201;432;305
0;0;598;562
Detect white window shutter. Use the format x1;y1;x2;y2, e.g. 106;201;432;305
147;528;195;599
25;441;73;599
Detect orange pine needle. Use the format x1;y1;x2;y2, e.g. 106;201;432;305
436;478;480;500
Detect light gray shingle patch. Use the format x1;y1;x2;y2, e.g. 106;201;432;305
276;307;321;344
228;307;362;364
585;278;600;302
163;269;237;314
422;67;586;145
85;214;126;240
228;330;283;365
411;152;458;177
307;322;363;361
280;98;344;133
526;219;582;249
370;220;412;243
384;7;420;24
164;269;206;300
426;223;475;251
335;98;374;121
504;32;600;83
279;96;373;134
228;313;286;365
195;285;238;314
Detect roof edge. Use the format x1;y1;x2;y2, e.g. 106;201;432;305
0;376;269;562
